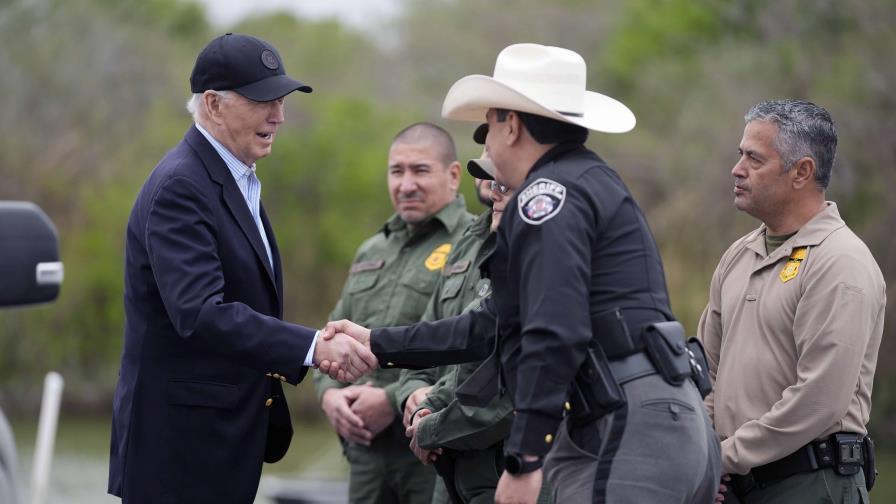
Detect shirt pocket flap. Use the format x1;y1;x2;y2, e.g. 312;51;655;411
440;275;465;300
167;379;238;409
348;272;379;293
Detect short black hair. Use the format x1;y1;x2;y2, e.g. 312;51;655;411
495;109;588;145
391;122;458;168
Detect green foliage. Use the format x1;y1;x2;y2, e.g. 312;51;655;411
601;0;729;85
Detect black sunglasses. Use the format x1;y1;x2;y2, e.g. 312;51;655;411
489;180;510;194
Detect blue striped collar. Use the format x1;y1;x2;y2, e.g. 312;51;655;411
194;123;256;181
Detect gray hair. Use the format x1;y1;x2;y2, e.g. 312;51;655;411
185;90;234;122
744;99;837;190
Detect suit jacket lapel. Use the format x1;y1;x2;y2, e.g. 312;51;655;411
185;126;279;293
261;203;284;317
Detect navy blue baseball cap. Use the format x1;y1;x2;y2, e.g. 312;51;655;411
190;33;312;102
467;124;495;179
473;123;488;144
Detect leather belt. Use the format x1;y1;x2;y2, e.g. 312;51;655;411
730;433;864;496
591;307;670;358
608;351;657;384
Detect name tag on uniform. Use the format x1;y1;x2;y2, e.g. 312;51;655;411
350;259;385;273
443;260;471;276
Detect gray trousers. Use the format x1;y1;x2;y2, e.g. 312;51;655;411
543;374;721;503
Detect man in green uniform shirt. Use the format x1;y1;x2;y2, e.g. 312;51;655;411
395;130;515;504
314;122;474;504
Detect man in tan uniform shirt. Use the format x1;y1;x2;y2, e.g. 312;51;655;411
698;100;885;503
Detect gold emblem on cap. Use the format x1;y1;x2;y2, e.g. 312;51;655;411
424;243;452;271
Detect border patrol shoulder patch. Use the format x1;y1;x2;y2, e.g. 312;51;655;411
518;178;566;225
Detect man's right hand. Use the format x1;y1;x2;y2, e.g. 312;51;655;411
318;320;375;381
314;330;377;382
325;319;371;347
321;386;374;445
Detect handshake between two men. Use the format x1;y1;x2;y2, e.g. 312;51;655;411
313;319;376;382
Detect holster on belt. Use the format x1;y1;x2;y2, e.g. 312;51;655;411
642;321;691;386
568;341;625;425
685;337;713;398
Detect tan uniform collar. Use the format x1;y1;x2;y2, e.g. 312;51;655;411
745;201;846;267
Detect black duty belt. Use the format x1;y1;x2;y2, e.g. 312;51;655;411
591;307;670;358
608;351;657;384
731;432;869;497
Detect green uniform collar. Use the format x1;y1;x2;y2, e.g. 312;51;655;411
465;208;494;238
383;195;468;237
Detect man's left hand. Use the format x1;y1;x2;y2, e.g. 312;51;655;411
715;474;731;503
405;408;441;465
348;383;394;438
403;386;433;428
495;468;542;504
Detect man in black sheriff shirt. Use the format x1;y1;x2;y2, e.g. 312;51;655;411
325;43;721;504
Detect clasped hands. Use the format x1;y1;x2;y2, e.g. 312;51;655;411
313;319;377;382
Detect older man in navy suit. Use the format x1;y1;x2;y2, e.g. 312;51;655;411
108;33;377;503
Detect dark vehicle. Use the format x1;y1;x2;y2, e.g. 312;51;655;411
0;201;63;504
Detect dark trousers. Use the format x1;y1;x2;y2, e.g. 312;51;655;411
727;469;869;504
344;422;436;504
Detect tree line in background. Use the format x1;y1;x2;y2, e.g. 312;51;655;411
1;0;894;440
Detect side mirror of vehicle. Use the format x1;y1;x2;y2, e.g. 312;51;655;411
0;201;63;307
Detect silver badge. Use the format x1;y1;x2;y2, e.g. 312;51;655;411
517;178;566;225
261;50;279;70
476;279;491;298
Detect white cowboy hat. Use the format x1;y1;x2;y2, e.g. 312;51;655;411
441;43;635;133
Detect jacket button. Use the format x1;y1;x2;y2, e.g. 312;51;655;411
265;398;273;407
564;401;571;411
545;434;553;444
386;362;395;367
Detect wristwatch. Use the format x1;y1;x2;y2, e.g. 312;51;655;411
504;452;543;475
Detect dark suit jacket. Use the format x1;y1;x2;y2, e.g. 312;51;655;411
108;126;316;503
